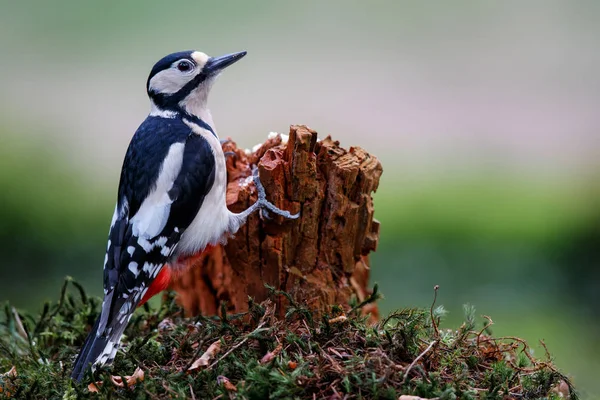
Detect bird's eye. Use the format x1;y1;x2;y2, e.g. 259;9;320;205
177;60;193;72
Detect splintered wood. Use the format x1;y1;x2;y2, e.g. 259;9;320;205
170;125;382;320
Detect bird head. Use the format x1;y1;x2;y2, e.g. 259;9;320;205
146;50;246;115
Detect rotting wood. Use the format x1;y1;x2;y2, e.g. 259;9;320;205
170;125;382;321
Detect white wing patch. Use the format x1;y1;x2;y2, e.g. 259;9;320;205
131;199;171;238
142;261;159;274
137;237;153;253
130;142;185;239
128;262;139;276
137;236;168;254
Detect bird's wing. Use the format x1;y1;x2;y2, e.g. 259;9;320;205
73;116;220;379
72;123;218;377
99;118;216;336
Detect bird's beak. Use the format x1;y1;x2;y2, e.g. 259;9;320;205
204;51;247;75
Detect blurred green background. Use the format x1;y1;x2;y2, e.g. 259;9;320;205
1;1;598;397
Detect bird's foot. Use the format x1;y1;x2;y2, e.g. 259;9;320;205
252;166;300;220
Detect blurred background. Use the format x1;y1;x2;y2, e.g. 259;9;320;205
0;0;598;396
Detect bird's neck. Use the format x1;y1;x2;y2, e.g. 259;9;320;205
178;82;216;134
181;101;215;134
149;99;217;137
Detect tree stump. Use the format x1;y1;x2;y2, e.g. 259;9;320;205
170;125;382;320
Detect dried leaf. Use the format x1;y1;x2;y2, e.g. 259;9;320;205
551;380;571;399
0;366;17;378
328;347;350;359
0;366;17;397
157;318;175;331
287;361;297;370
111;367;145;387
88;367;145;393
260;343;283;364
188;340;221;371
328;315;347;324
217;375;237;392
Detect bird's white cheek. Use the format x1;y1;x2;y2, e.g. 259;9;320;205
148;70;193;94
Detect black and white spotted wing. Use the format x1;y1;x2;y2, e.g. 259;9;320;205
71;116;216;381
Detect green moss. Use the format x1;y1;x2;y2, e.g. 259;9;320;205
0;279;577;399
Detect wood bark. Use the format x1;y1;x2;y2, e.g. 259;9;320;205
170;125;382;320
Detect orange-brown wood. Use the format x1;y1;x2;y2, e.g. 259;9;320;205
170;125;382;321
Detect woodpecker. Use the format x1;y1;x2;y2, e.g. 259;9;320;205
71;50;298;382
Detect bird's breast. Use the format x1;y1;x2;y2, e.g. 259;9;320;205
175;119;230;258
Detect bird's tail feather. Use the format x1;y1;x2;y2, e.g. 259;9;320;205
70;313;129;382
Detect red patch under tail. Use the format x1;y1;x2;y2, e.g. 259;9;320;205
138;265;172;307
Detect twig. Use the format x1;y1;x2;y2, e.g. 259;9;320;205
478;335;554;372
539;339;552;362
48;277;72;320
208;320;267;369
11;308;28;341
208;301;275;369
430;285;439;337
476;315;493;349
401;340;438;386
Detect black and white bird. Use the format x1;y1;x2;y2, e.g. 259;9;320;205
71;50;298;382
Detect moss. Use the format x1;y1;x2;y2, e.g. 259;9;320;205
0;278;577;399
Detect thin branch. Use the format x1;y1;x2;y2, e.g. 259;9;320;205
430;285;439;337
208;320;268;370
401;340;438;386
208;301;275;370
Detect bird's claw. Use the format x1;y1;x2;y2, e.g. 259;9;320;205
259;209;273;220
252;166;300;220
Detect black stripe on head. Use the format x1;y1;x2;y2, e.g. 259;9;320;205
150;68;211;111
146;50;195;93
